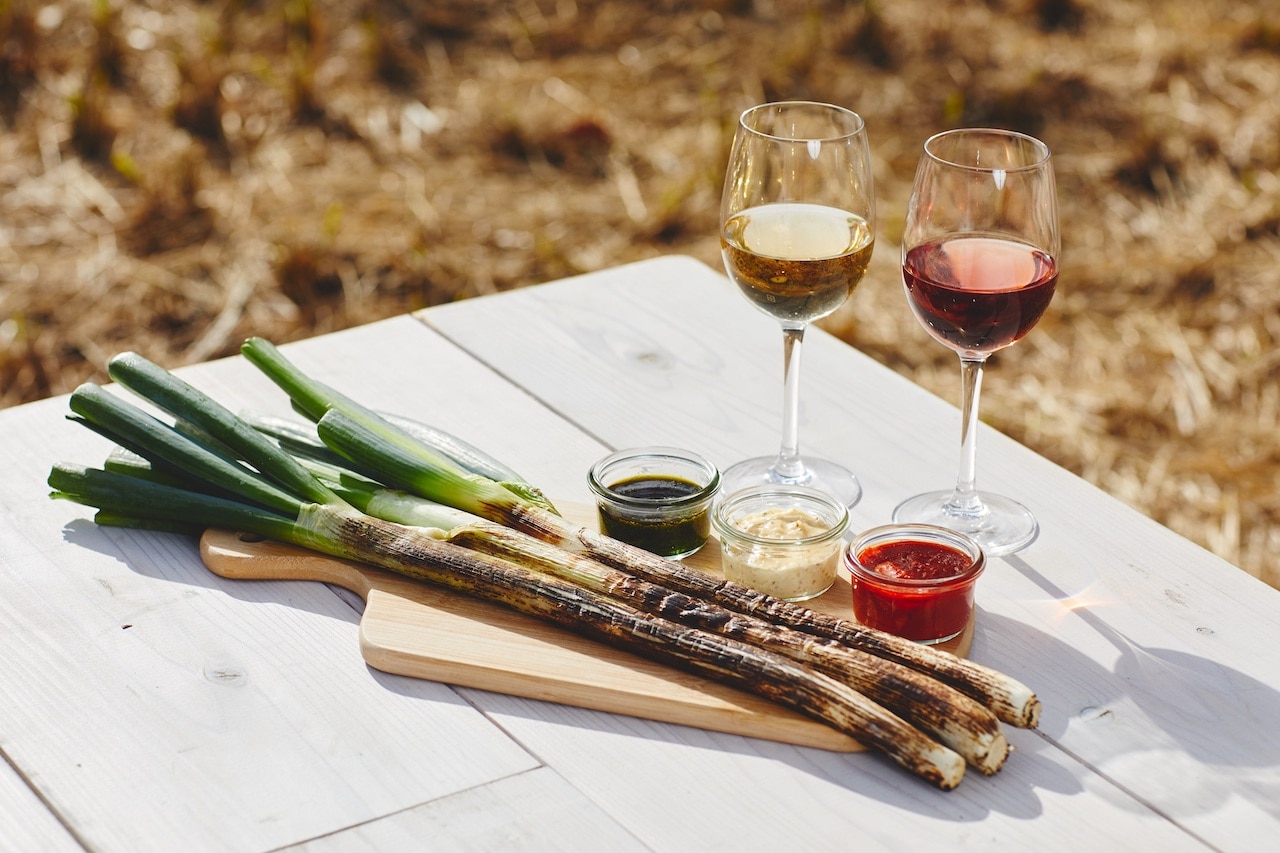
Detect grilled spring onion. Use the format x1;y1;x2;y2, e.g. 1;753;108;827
242;336;1039;729
328;481;1007;774
49;357;970;789
308;396;1041;731
565;519;1042;729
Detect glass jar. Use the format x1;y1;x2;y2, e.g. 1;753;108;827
587;446;720;559
845;523;985;644
712;485;849;602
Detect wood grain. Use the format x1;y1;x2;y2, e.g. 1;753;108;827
199;501;972;753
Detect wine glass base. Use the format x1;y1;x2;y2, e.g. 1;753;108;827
892;490;1038;557
720;455;863;509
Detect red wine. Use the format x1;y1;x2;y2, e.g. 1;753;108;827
721;203;874;325
903;236;1057;354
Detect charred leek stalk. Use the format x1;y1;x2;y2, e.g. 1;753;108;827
49;352;974;789
299;508;969;791
296;377;1041;731
564;520;1042;729
300;475;1007;773
451;516;1007;773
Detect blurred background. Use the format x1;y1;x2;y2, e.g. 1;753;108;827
1;0;1277;586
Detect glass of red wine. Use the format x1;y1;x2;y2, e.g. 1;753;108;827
893;128;1060;556
718;101;876;508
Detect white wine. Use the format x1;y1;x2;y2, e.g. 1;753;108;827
721;203;874;324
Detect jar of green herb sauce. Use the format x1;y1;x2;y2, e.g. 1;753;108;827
588;447;720;559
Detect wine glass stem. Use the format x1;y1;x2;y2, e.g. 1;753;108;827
774;325;807;481
951;355;987;515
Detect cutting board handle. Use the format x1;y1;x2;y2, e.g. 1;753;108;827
200;529;378;600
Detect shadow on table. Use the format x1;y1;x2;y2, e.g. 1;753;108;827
62;520;363;626
998;553;1280;823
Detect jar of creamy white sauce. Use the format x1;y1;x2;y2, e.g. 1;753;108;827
711;485;849;601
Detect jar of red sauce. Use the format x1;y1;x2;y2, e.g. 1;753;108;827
845;524;985;645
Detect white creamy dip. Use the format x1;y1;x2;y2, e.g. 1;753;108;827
720;506;842;601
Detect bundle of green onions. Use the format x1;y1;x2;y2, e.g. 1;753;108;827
49;338;1041;791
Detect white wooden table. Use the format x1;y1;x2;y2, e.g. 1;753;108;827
3;256;1278;851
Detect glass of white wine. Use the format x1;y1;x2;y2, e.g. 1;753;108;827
718;101;876;507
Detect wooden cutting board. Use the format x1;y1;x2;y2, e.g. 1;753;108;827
199;502;972;752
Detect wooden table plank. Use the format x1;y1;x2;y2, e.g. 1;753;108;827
421;255;1280;849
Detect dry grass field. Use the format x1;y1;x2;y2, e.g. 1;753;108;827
2;0;1278;586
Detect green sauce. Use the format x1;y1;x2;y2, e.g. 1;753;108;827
597;474;711;558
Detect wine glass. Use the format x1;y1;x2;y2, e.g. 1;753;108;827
718;101;876;508
893;128;1060;556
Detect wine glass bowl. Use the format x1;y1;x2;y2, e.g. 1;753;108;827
893;128;1060;556
718;101;876;508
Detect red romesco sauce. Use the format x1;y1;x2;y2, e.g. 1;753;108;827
850;540;976;642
